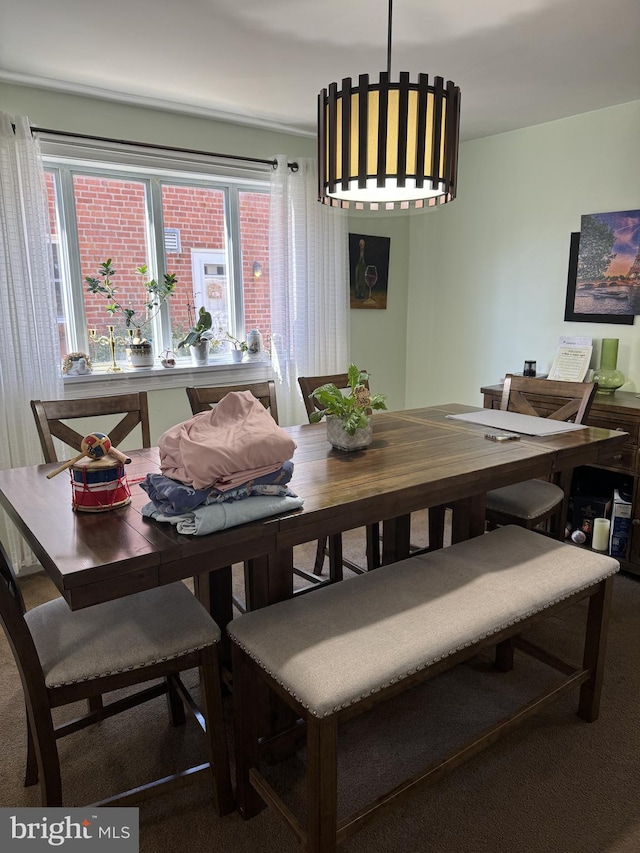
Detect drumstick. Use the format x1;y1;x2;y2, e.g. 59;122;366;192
107;446;131;465
46;451;89;480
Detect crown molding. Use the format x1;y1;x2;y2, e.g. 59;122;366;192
0;70;316;138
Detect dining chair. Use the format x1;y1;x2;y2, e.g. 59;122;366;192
298;373;381;575
485;374;598;537
0;539;232;810
185;381;328;601
30;392;151;462
186;381;278;421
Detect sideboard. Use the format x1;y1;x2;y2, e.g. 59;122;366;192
481;383;640;575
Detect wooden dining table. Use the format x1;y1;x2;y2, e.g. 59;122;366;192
0;404;628;629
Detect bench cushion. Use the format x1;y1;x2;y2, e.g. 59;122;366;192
228;526;618;718
486;479;565;519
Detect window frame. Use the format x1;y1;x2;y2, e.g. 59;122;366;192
41;136;270;374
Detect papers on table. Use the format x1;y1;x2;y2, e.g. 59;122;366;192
446;409;587;436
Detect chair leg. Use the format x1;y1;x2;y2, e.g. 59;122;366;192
313;538;327;575
366;523;380;569
24;713;38;787
26;707;62;806
87;695;104;713
165;675;186;726
327;534;343;583
232;644;266;820
200;646;233;816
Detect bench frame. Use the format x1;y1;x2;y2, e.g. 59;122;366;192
232;575;614;853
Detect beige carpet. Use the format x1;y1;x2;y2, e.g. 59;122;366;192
1;514;640;853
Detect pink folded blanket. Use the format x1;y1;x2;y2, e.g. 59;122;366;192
159;390;297;491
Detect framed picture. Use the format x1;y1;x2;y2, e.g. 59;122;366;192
564;208;640;324
348;233;390;309
564;231;634;326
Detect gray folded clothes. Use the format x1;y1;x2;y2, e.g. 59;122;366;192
141;493;304;536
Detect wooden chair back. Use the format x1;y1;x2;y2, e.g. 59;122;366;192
500;375;597;424
186;381;279;423
298;373;370;421
30;393;151;462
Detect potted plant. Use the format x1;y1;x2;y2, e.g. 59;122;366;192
177;306;217;366
226;333;248;363
85;259;177;369
308;364;387;451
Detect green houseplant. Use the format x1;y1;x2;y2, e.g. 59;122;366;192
177;306;216;366
226;333;248;363
86;259;177;368
309;364;387;450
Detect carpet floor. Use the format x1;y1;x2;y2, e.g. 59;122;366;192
1;514;639;853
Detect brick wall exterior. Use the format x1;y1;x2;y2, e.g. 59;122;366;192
46;174;271;360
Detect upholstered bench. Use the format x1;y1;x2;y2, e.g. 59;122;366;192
229;525;618;853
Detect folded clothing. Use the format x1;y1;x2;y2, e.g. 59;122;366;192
159;391;297;491
141;493;304;536
140;462;295;516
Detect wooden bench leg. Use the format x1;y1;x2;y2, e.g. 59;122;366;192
495;638;515;672
232;644;266;820
307;715;338;853
578;576;614;722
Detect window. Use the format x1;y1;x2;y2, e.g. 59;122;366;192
42;141;271;371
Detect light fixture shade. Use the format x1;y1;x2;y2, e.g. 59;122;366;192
318;72;461;211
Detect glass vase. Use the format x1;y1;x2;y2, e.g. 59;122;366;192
593;338;625;395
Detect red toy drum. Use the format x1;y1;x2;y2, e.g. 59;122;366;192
70;456;131;512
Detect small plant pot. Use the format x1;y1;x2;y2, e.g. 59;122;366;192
127;343;154;369
190;341;209;367
326;415;372;452
231;349;244;363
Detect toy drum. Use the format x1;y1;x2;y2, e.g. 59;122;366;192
70;456;131;512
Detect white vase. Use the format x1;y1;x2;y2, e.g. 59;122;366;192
231;349;244;363
190;341;209;367
325;415;372;451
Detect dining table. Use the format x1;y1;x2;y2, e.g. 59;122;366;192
0;404;628;630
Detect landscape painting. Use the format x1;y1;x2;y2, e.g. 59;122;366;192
565;209;640;323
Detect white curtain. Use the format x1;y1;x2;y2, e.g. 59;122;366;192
0;113;63;570
269;156;350;426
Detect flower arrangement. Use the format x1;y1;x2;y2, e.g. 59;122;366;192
309;364;387;435
85;259;177;340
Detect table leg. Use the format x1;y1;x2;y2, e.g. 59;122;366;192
450;495;487;543
381;514;412;565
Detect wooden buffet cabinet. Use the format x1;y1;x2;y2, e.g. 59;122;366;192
481;384;640;575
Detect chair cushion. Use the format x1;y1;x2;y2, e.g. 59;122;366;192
25;582;220;688
485;479;565;520
228;526;618;718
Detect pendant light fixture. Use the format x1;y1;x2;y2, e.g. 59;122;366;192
318;0;461;211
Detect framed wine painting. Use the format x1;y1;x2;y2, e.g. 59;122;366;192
348;233;390;309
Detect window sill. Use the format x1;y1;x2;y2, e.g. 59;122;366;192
62;356;274;399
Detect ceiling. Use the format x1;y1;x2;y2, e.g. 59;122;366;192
1;0;639;141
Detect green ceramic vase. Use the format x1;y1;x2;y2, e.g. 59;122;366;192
593;338;625;395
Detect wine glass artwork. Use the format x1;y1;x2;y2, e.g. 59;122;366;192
364;265;378;305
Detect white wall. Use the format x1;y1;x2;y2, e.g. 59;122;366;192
406;100;640;409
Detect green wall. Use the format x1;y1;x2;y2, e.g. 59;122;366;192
406;100;640;408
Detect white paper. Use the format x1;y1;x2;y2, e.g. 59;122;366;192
547;345;593;382
558;336;592;347
446;410;587;436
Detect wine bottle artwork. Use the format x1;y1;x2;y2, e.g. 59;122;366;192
355;239;367;300
364;265;378;305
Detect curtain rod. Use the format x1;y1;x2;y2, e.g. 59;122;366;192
16;124;298;171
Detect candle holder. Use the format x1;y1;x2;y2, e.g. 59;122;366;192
88;326;126;373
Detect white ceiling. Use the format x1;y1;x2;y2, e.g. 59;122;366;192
1;0;639;141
